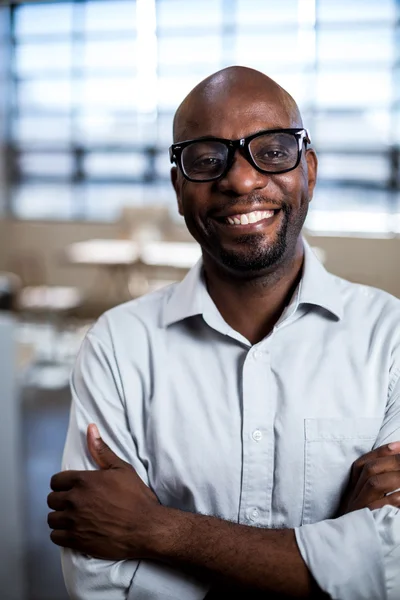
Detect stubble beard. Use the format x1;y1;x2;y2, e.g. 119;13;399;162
208;202;305;274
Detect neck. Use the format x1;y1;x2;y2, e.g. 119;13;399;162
203;238;304;345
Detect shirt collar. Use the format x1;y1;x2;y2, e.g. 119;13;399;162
162;258;206;327
297;239;343;320
162;238;343;327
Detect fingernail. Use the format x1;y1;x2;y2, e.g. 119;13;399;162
91;424;101;440
388;442;400;451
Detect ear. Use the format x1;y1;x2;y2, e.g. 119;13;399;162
171;166;184;216
305;148;318;202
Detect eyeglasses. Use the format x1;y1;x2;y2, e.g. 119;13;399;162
169;128;311;183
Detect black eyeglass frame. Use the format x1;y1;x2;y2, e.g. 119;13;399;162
169;128;311;183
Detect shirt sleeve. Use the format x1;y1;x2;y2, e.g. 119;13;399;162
295;368;400;600
61;317;210;600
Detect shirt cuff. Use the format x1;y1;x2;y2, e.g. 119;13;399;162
295;509;386;600
127;561;210;600
371;505;400;600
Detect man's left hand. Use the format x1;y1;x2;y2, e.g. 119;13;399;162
47;424;161;560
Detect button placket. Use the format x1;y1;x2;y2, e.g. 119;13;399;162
248;507;259;522
239;347;273;527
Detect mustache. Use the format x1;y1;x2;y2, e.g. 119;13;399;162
209;194;291;217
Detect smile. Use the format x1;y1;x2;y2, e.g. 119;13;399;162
225;210;275;225
213;209;281;231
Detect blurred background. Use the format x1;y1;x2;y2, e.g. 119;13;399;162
0;0;399;599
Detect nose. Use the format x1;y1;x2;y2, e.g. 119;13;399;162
216;151;268;196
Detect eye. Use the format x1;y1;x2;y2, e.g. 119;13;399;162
265;150;286;159
254;146;291;164
195;156;221;165
191;155;224;171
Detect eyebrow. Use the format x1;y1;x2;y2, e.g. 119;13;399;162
175;127;298;144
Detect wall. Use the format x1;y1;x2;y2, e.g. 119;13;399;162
310;235;400;296
0;314;26;600
2;219;118;292
0;6;11;216
0;217;399;299
0;219;9;269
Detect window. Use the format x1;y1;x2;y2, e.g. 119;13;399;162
7;0;400;234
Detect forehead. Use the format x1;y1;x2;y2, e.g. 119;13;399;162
176;91;299;142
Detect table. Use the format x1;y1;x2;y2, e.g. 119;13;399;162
65;239;141;301
64;239;202;301
65;239;141;266
140;241;202;269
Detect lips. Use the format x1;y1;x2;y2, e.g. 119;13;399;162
213;207;281;226
213;207;281;221
225;210;275;225
211;208;281;233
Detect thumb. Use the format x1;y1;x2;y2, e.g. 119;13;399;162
87;424;128;470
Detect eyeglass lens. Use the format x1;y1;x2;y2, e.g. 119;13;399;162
248;132;298;171
180;132;299;181
181;141;228;180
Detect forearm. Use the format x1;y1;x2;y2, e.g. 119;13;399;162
150;507;325;598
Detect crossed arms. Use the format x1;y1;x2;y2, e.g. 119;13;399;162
49;423;400;599
48;333;400;599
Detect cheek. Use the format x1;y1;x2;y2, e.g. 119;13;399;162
180;183;210;219
297;161;311;195
275;167;309;205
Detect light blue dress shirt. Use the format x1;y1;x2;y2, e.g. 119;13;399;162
62;240;400;600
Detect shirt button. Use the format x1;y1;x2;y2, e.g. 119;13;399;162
252;349;268;360
252;429;262;442
249;508;259;522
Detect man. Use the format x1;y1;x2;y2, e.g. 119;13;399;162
48;67;400;599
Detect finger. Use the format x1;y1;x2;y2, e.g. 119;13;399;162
352;454;400;498
47;490;70;510
350;442;400;485
47;511;73;530
361;454;400;481
367;491;400;511
86;423;129;470
357;471;400;505
50;470;85;491
50;529;76;549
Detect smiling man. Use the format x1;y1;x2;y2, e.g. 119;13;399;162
48;67;400;599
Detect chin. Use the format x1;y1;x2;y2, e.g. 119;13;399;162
219;227;288;270
215;242;287;275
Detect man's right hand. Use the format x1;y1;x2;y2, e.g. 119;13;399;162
339;441;400;515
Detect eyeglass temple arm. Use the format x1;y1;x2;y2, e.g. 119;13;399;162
302;129;311;145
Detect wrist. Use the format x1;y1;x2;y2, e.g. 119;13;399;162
147;506;193;561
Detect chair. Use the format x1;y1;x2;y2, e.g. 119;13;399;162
7;251;83;362
117;205;197;296
0;271;22;311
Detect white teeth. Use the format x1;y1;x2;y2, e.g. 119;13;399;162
225;210;276;225
248;212;257;223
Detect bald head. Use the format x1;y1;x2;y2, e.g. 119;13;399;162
173;66;302;143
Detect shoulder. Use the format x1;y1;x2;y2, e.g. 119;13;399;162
334;275;400;323
333;275;400;362
85;282;178;350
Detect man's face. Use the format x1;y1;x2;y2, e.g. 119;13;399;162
171;93;317;277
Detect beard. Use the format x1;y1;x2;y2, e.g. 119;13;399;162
205;200;308;274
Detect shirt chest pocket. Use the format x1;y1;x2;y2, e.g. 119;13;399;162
301;417;382;525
